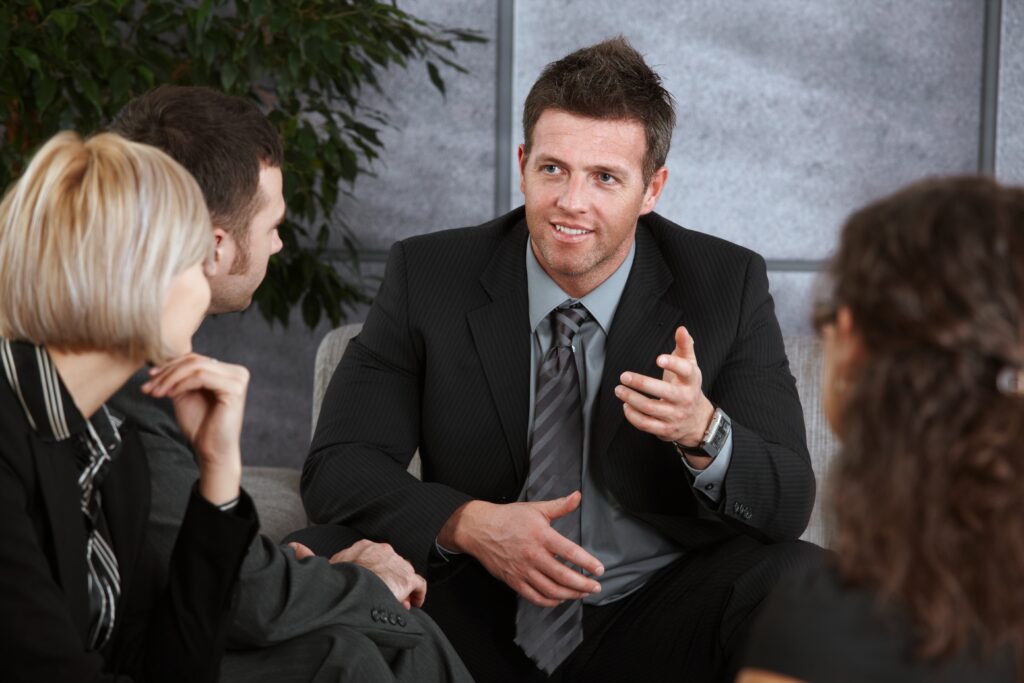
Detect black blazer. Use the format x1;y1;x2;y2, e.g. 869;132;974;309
303;208;815;574
0;378;258;682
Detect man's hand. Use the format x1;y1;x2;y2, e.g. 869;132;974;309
615;326;716;467
289;540;426;609
438;492;604;607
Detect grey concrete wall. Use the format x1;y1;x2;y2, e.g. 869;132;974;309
332;0;499;252
200;1;998;467
512;0;983;262
998;0;1024;181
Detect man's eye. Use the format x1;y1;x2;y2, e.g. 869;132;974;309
598;172;615;184
542;165;559;174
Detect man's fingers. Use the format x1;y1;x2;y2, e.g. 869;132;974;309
535;555;602;596
614;384;676;419
545;529;604;579
623;402;673;440
517;581;563;608
527;568;589;601
534;491;581;521
409;575;427;608
619;370;689;401
288;542;315;560
655;353;696;383
674;326;697;362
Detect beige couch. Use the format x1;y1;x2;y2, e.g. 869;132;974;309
245;324;838;548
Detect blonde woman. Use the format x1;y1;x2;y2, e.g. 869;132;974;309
0;132;258;681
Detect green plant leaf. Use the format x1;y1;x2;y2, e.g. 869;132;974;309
80;77;103;113
13;47;42;72
426;61;445;95
136;64;155;87
220;62;237;91
1;0;487;329
34;77;57;111
51;9;79;37
195;0;213;41
110;67;131;106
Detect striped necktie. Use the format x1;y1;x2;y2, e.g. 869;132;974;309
515;304;590;674
78;418;122;650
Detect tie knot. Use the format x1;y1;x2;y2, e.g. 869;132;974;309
550;304;590;348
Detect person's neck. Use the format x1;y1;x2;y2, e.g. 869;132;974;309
47;347;143;419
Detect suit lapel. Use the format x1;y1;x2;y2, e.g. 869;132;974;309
467;218;532;483
33;437;91;640
592;224;681;461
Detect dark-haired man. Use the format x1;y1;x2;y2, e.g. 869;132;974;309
109;86;471;682
303;38;820;681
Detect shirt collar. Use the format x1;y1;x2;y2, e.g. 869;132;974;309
0;338;122;448
526;238;636;334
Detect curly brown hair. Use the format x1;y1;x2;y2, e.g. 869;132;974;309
823;176;1024;673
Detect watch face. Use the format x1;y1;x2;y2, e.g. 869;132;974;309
704;411;731;457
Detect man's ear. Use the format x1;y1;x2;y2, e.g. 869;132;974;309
518;144;528;196
204;227;236;278
639;166;669;215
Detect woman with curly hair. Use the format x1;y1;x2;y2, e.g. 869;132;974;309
738;176;1023;682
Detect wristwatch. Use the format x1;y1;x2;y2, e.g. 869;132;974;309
674;406;731;460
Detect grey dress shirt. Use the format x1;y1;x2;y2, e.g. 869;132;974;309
524;239;734;605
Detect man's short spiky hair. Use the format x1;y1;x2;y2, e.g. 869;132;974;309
522;37;676;185
109;85;282;268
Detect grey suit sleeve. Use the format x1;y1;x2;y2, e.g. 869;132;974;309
111;383;422;649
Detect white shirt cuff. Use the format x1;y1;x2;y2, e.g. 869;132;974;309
681;431;734;503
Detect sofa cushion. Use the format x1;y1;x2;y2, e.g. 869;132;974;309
242;466;307;544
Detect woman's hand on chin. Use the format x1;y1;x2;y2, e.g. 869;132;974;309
142;353;249;505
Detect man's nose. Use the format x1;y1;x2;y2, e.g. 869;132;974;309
555;175;588;213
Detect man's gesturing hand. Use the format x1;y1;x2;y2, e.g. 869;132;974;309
289;539;427;609
438;491;604;607
615;326;716;463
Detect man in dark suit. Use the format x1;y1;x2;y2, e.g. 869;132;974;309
303;37;819;681
108;86;471;682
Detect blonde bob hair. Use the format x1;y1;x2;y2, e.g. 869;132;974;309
0;131;212;363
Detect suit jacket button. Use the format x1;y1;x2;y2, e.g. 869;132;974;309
388;613;398;625
397;616;407;627
371;609;379;621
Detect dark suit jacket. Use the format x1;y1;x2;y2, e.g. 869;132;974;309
303;208;815;576
0;378;258;682
110;373;448;650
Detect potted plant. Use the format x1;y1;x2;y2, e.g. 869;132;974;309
1;0;485;326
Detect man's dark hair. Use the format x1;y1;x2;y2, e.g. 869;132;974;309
109;85;283;268
522;37;676;185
